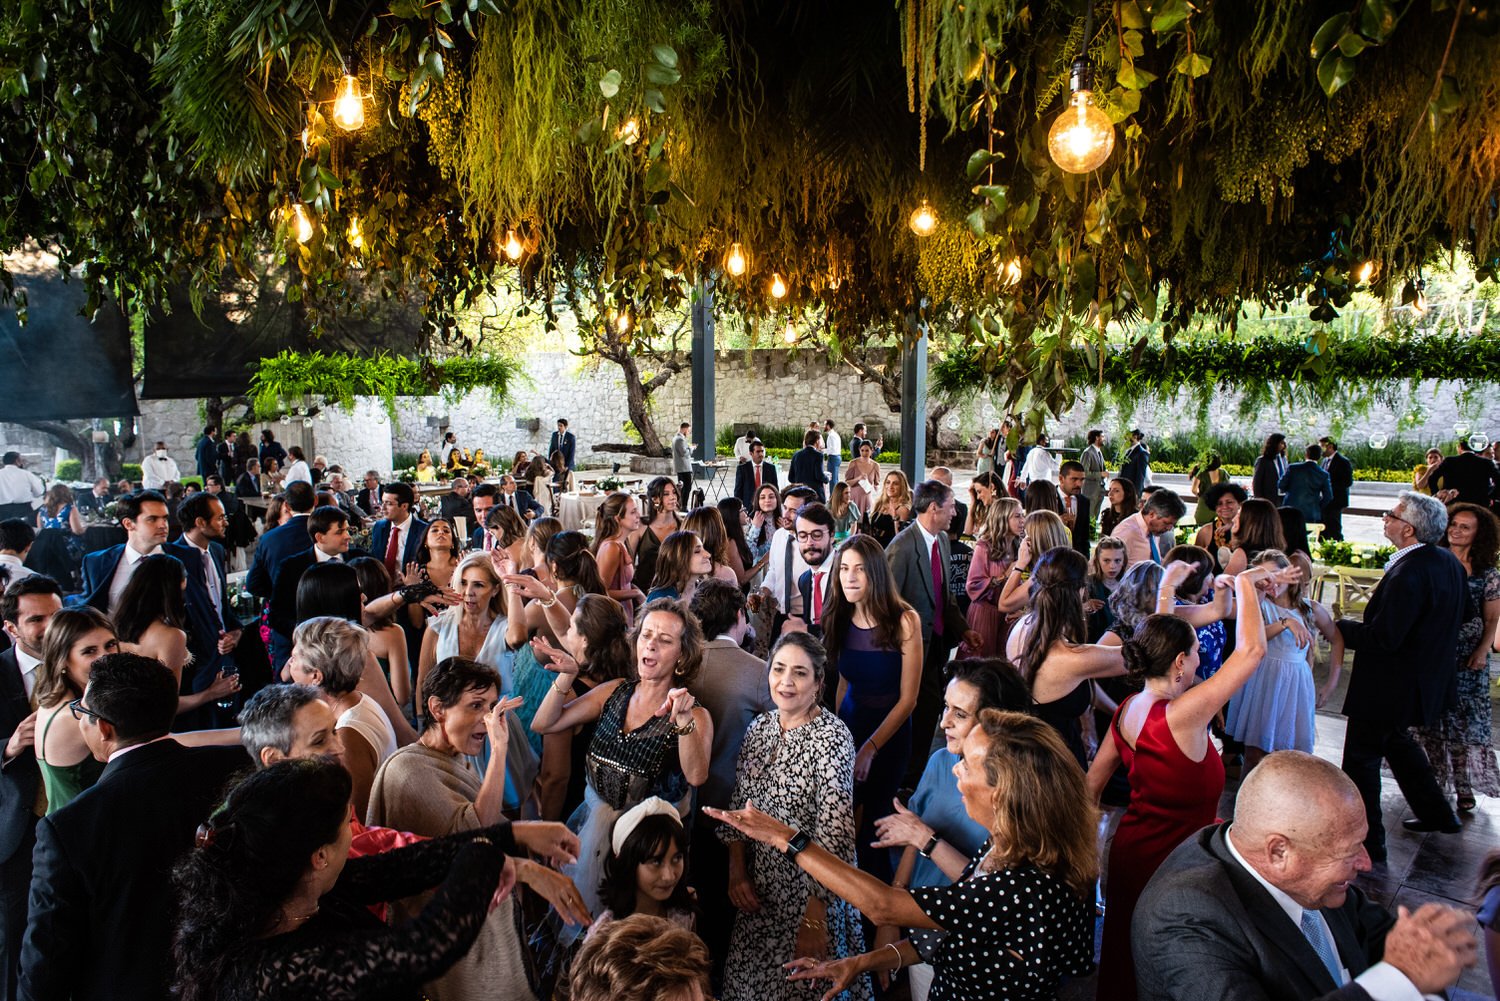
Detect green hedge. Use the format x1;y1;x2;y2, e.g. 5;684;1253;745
1146;460;1411;484
54;459;82;481
715;424;902;458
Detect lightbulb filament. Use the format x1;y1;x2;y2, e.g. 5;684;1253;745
332;75;365;132
503;229;523;261
1355;261;1374;284
291;203;314;243
617;118;640;145
725;242;747;277
783;320;797;343
347;216;364;250
770;273;788;299
908;199;937;237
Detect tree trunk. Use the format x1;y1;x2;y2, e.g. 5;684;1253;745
11;420;128;480
926;402;954;450
590;346;686;458
842;349;904;413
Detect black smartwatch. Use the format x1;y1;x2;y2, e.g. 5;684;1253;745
783;829;812;859
918;833;941;858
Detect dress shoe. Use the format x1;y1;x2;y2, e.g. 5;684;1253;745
1401;815;1462;834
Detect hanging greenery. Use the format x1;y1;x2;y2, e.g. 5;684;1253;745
249;349;523;425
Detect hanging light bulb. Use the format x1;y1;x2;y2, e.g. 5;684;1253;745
346;216;364;250
827;270;842;291
614;310;632;334
783;319;797;344
1047;59;1115;174
907;198;937;237
617;118;640;145
723;242;748;277
332;74;366;131
1355;260;1374;284
503;229;524;261
770;273;788;299
290;203;314;244
1000;257;1023;287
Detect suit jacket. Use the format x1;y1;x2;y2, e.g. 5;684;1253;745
439;492;475;527
732;461;779;510
0;648;40;865
1080;444;1107;505
194;436;217;480
244;514;313;599
1337;544;1465;727
795;563;836;640
885;523;965;645
163;539;237;688
20;740;250;1001
1120;443;1150;493
1432;451;1498;506
1323;452;1353;507
233;472;260;498
267;548;321;640
1251;454;1284;504
369;516;428;572
695;639;775;810
671;433;693;475
1278;462;1333;523
1113;512;1159;568
1062;491;1091;554
355;486;381;517
788;447;827;502
1134;824;1393;1001
548;430;576;470
75;545;126;612
496;490;543;520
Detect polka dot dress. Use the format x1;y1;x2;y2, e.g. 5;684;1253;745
910;843;1095;1000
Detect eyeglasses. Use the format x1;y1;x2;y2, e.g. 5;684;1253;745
1381;509;1411;526
68;698;114;728
795;530;830;543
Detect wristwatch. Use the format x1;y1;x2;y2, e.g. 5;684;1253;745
784;829;812;859
918;833;941;858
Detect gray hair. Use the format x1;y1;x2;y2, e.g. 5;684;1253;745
1141;488;1187;520
238;684;324;763
291;616;370;695
1397;490;1448;545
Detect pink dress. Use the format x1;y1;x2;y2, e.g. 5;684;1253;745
961;538;1013;657
601;538;636;625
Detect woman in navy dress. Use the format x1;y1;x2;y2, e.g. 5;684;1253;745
821;534;922;880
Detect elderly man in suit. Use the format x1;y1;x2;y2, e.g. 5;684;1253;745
1134;750;1476;1001
76;491;171;613
497;475;544;521
20;655;249;1001
1113;488;1187;567
1336;490;1466;862
732;439;779;511
165;493;242;729
0;577;60;1000
886;480;982;788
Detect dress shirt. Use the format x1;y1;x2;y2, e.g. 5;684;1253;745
181;537;224;628
387;517;411;564
283;460;313;485
1382;541;1423;574
0;465;44;506
15;646;40;702
105;733;176;764
1020;447;1058;485
0;554;36;586
762;527;810;616
1225;827;1427;1001
139;454;181;489
824;430;842;456
314;546;342;563
109;543;162;612
733;436;752;462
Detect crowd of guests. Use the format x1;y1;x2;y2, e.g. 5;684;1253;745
0;418;1491;1001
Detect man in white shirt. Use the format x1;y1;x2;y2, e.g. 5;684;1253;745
759;486;816;619
0;453;44;523
0;522;36;588
823;420;843;489
733;431;754;463
1018;432;1058;486
77;491;169;613
282;446;313;486
139;442;181;490
1135;750;1476;1001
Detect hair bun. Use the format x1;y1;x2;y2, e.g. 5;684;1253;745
1120;638;1151;683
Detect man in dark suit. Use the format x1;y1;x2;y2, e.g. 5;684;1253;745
1319;437;1354;541
467;484;499;550
245;481;317;668
233;458;262;498
439;476;475;528
548;418;576;472
1336;490;1466;862
1430;438;1498;506
165;493;242;729
194;426;219;481
267;506;352;647
0;577;60;1001
355;469;383;518
75;491;170;613
497;475;543;521
886;480;981;788
1057;460;1091;554
20;654;249;1001
1134;750;1476;1001
1279;444;1334;525
1119;428;1150;494
788;430;829;503
368;481;427;580
791;503;836;646
732;440;779;511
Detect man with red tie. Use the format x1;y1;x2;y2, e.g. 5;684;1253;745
732;439;779;511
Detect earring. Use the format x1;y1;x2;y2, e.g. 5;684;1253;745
674;665;686;676
1173;673;1183;684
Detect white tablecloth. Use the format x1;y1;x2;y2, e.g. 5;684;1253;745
557;493;603;532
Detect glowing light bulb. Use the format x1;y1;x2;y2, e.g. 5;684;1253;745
617;118;640;145
347;216;364;250
291;203;314;243
1355;260;1374;284
770;273;788;299
332;75;365;132
1047;64;1115;174
615;311;632;334
908;199;937;237
1000;257;1023;287
724;242;748;277
503;229;523;261
783;320;797;343
1413;288;1428;315
827;272;842;291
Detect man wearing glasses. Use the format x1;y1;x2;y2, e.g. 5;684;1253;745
788;504;837;643
20;655;249;1001
1334;491;1467;864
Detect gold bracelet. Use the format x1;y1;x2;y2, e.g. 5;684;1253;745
799;916;826;931
552;682;571;696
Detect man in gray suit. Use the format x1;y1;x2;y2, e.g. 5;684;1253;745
1134;750;1476;1001
672;422;694;503
886;479;980;787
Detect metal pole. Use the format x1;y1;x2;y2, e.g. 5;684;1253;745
690;277;716;462
900;314;928;485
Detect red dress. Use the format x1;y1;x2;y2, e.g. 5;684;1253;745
1097;696;1225;1001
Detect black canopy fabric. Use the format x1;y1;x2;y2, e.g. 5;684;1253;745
0;251;138;420
142;277;428;399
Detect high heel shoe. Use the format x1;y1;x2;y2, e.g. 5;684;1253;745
1457;794;1477;813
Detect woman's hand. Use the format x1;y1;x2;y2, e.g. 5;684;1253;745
785;956;864;1001
702;800;796;851
399;561;423;586
871;926;901;989
515;858;592;926
489;549;516;579
1466;646;1488;672
420;587;461;616
202;669;240;701
1316;683;1337;709
1015;537;1032;569
1083;598;1104;614
483;696;524;748
656;688;696;728
795;919;830;962
727;869;762;912
1161;560;1194;589
871;797;933;851
503;573;552;600
1283;616;1312;648
512;820;582;867
530;635;580;676
854;741;877;783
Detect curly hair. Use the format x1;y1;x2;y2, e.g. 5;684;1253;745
1443;502;1500;572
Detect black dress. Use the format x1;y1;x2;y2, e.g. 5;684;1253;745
207;828;513;1001
1032;681;1092;769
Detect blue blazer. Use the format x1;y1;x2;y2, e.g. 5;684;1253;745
499;489;544;520
75;545;126;611
244;514;313;598
194;436;218;480
369;516;428;570
164;540;236;683
548;430;576;470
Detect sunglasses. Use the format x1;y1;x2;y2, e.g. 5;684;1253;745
68;698;114;728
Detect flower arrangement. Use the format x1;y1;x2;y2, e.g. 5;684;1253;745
1314;539;1397;569
598;476;624;492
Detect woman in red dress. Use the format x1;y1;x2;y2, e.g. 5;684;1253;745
1086;561;1284;1001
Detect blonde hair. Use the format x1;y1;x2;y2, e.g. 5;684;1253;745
1251;548;1311;620
451;551;506;615
1088;536;1128;585
569;914;710;1001
974;710;1098;897
982;497;1023;557
1023;510;1071;557
874;470;912;517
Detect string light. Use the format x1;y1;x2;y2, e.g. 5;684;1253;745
503;229;523;261
617;118;640;145
290;203;314;243
999;257;1023;287
347;216;364;250
723;242;748;277
1047;59;1114;173
332;75;366;132
907;198;937;237
770;273;788;299
1355;260;1374;284
783;319;797;343
614;310;632;334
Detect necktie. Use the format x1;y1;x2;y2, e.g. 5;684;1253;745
812;570;825;624
200;549;223;629
1148;532;1160;564
754;464;761;489
1299;910;1344;986
930;538;945;636
384;523;400;577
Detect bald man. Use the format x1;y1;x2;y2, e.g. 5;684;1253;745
1134;751;1476;1001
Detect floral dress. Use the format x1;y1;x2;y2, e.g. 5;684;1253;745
1413;566;1500;798
719;709;871;1001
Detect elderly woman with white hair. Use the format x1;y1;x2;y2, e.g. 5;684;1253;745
286;615;398;817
